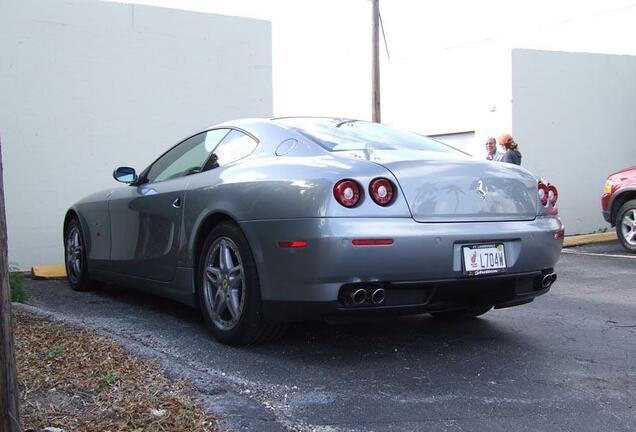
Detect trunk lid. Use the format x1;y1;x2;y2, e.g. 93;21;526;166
339;150;538;222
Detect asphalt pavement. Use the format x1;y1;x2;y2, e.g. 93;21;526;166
20;241;636;431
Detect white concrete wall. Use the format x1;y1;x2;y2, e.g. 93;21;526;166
428;131;476;154
512;49;636;234
0;0;272;269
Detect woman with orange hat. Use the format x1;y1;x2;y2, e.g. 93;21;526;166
498;134;522;165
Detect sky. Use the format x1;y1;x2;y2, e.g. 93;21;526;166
107;0;636;136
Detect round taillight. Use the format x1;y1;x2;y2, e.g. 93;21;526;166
538;182;549;206
369;177;395;206
547;185;558;207
333;179;361;208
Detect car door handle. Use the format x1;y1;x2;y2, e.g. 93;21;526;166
172;197;182;208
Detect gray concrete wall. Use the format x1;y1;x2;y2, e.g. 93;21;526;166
512;49;636;234
0;0;272;268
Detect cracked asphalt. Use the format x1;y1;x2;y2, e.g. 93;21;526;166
20;241;636;431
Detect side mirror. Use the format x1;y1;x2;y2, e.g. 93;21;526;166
203;153;219;171
113;167;137;184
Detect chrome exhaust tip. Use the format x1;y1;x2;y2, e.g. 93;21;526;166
542;274;551;289
352;288;368;305
371;288;385;305
542;273;556;289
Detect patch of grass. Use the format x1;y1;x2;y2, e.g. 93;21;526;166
100;370;119;386
30;409;44;424
9;265;28;303
46;345;65;360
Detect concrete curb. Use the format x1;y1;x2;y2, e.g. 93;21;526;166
563;231;617;248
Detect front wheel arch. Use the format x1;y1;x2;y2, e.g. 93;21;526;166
63;209;79;239
63;209;93;272
63;213;97;291
611;190;636;225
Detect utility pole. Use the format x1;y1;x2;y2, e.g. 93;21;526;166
371;0;381;123
0;134;21;432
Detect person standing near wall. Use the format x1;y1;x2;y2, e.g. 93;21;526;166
485;137;503;161
498;134;522;165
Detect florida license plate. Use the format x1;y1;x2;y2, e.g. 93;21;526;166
462;243;507;276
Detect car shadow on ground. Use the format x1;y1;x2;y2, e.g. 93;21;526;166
90;282;202;319
87;282;535;362
261;315;532;361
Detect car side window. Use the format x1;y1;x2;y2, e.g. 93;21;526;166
212;130;258;167
145;129;229;183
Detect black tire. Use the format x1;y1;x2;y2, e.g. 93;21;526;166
64;218;96;291
616;199;636;253
430;305;493;320
197;222;286;345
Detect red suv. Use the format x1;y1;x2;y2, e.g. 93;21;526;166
602;166;636;252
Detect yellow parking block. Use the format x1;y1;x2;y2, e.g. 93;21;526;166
32;264;67;279
563;231;617;248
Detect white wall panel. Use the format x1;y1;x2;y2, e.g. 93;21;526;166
0;0;272;268
512;49;636;234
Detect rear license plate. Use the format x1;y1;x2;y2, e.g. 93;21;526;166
462;243;507;276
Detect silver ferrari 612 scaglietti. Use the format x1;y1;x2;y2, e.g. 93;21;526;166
64;117;563;345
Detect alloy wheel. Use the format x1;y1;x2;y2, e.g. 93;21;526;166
66;225;82;283
202;237;246;330
621;208;636;246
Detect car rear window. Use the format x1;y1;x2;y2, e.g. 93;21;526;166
275;118;459;154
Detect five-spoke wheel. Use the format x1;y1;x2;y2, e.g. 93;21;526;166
64;218;96;291
66;225;83;283
617;199;636;253
197;222;286;345
202;237;246;331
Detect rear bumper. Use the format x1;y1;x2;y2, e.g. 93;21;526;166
262;270;553;321
239;216;563;320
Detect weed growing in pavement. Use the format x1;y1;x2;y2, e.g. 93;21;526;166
46;345;64;360
9;265;28;303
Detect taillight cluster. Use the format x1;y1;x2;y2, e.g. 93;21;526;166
333;179;361;207
333;177;396;207
538;181;558;208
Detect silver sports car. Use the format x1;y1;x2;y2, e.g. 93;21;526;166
64;117;564;345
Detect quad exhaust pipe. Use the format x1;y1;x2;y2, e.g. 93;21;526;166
351;288;367;305
371;288;385;305
348;287;386;305
542;272;557;289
